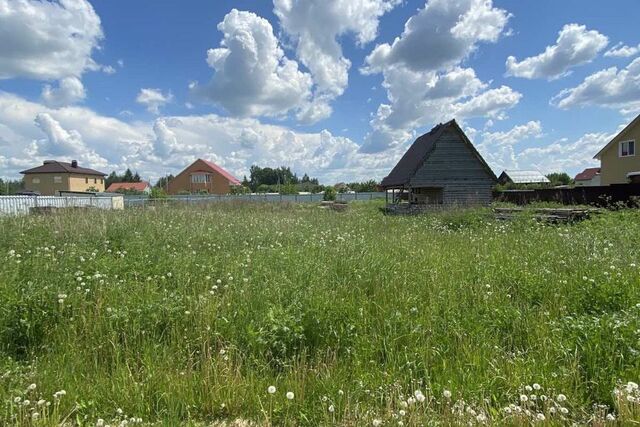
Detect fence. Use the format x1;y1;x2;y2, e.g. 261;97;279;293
494;183;640;206
124;192;385;208
0;195;124;216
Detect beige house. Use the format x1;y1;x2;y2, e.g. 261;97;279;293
21;160;107;195
595;114;640;185
167;159;240;195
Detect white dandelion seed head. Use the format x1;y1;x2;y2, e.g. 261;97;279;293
267;386;276;394
286;391;294;400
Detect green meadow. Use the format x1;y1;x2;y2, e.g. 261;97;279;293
1;202;639;426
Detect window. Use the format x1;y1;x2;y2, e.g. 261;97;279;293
191;174;211;184
620;140;635;157
53;176;62;184
32;177;40;184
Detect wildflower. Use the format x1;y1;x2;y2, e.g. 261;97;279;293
32;413;40;420
556;394;567;402
286;391;294;400
37;399;46;406
560;407;569;415
407;397;416;405
267;386;276;394
338;389;344;396
117;408;123;415
27;383;37;391
328;405;335;413
372;419;382;427
520;395;528;402
443;390;452;399
476;413;487;423
606;413;616;421
96;420;105;427
399;410;406;416
14;397;21;404
533;383;541;390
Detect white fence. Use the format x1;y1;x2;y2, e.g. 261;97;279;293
124;192;386;207
0;195;124;216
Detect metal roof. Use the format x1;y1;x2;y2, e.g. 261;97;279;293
500;170;550;184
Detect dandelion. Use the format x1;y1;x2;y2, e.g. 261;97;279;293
556;394;566;402
267;386;276;394
520;395;528;402
32;413;40;420
27;383;37;391
399;410;406;416
37;399;46;406
96;420;105;427
328;405;335;413
338;389;344;396
560;407;569;415
533;383;541;390
286;391;294;400
443;390;451;399
536;413;545;421
372;419;382;427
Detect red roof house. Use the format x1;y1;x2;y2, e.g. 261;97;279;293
167;159;240;195
574;167;601;187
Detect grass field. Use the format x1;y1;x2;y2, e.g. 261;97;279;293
1;201;639;426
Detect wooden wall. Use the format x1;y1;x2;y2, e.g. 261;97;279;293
410;129;495;205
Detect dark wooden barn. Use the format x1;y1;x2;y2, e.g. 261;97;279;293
380;119;497;208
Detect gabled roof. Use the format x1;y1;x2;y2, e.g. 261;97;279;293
380;119;496;188
106;182;151;192
574;167;601;181
499;170;550;184
200;159;241;185
21;160;106;176
594;113;640;159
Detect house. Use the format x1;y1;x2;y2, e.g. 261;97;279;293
106;181;152;194
380;119;497;206
594;113;640;185
20;160;106;196
498;170;550;185
167;158;241;194
574;167;601;187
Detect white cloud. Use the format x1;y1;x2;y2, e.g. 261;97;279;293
273;0;400;121
552;57;640;112
136;88;173;114
360;0;519;153
364;0;510;73
505;24;608;80
475;121;614;174
191;9;314;121
0;91;401;184
604;42;640;58
0;0;103;80
41;76;86;108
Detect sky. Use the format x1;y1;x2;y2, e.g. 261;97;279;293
1;0;639;184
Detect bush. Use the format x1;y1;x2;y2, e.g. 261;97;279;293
323;187;337;201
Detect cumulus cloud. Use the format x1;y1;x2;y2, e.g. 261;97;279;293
475;121;542;170
360;0;519;153
136;88;173;114
191;9;314;120
41;76;86;108
0;91;402;184
505;24;608;80
604;42;640;58
273;0;400;122
0;0;103;80
364;0;510;73
552;57;640;112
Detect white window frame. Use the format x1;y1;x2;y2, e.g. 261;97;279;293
191;173;211;184
619;140;635;157
32;177;40;184
53;176;62;184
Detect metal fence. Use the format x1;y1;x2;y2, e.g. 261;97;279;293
0;195;124;216
124;192;385;207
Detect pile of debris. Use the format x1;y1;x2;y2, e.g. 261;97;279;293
494;207;601;223
320;200;348;212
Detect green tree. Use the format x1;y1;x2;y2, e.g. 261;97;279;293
323;187;337;201
155;174;174;190
546;172;573;186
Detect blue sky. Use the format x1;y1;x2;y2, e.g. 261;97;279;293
1;0;639;183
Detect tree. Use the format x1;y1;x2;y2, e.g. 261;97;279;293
546;172;573;186
133;172;142;182
123;168;134;182
155;174;174;189
323;187;337;201
0;178;24;195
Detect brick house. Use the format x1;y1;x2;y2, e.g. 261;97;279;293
167;159;241;195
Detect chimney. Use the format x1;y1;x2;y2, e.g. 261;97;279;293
71;160;78;168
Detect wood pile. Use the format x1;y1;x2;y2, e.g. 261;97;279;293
494;207;600;223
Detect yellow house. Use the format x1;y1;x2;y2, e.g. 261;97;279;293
594;114;640;185
20;160;107;195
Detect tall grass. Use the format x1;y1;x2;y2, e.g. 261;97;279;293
1;201;639;425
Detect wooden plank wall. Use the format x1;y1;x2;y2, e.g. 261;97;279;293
410;129;495;205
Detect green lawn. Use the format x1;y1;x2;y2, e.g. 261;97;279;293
1;202;639;426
